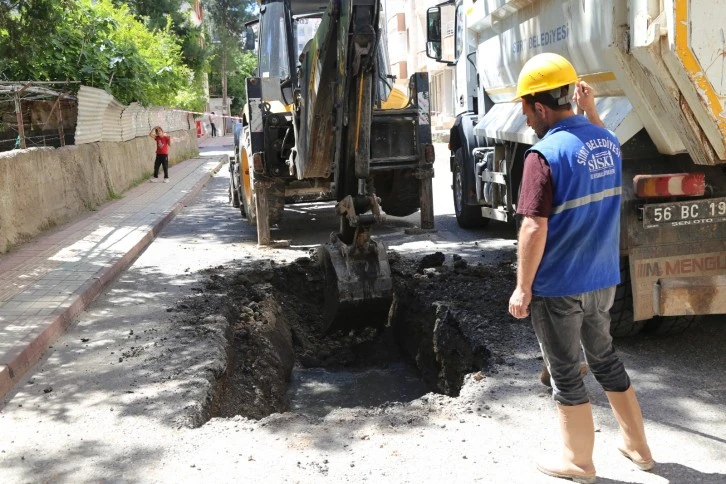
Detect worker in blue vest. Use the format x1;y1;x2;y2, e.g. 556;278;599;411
508;53;654;483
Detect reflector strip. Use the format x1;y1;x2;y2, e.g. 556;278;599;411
633;173;705;198
551;187;621;215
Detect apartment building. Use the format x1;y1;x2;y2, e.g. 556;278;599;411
384;0;455;134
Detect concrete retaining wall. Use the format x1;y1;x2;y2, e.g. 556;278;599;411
0;129;198;253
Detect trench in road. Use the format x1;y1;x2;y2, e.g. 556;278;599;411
197;253;494;422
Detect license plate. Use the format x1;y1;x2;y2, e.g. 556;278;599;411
643;197;726;228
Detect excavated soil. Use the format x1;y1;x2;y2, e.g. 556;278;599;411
173;250;530;421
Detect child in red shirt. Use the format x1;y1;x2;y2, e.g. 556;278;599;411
149;126;172;182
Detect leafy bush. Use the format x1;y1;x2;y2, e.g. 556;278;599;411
0;0;206;110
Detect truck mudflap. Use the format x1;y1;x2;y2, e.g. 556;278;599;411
654;275;726;316
629;244;726;320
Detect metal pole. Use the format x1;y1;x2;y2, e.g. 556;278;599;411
222;42;228;134
14;93;26;149
56;95;66;147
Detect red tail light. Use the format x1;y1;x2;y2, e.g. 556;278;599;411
633;173;705;198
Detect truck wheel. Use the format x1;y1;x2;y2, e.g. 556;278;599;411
453;148;488;228
378;169;420;217
230;175;240;208
609;257;646;337
644;315;699;336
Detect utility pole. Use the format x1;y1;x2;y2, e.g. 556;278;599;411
219;2;230;136
222;38;228;134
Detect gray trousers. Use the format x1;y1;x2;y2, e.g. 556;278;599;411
531;286;631;405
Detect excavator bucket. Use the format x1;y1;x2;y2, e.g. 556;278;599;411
318;236;393;333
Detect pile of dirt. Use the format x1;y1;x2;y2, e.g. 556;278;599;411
174;250;530;421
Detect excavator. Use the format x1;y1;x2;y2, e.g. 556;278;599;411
230;0;435;332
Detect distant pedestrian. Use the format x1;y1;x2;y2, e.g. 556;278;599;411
149;126;171;183
209;112;217;137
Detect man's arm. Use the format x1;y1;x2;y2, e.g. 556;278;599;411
508;151;552;319
573;80;604;127
509;215;548;319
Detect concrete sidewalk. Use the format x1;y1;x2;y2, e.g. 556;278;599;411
0;135;234;401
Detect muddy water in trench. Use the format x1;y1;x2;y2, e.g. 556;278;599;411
287;363;430;418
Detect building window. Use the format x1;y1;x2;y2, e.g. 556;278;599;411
398;61;408;80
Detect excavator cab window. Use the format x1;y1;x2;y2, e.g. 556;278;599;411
293;16;322;63
258;2;292;79
243;20;258;52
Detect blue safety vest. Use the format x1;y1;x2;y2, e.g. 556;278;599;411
526;115;622;297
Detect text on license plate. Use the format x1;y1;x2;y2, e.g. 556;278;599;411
643;197;726;228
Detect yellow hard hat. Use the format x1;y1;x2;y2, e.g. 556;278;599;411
513;53;578;101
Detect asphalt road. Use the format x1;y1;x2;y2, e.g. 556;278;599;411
0;142;724;483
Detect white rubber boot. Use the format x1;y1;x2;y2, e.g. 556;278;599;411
536;402;597;483
606;386;654;471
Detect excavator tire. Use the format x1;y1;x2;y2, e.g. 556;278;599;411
238;184;246;217
377;169;420;217
241;187;255;224
229;176;240;208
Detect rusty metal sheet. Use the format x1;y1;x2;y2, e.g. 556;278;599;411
102;98;125;142
653;275;726;316
121;103;146;141
75;86;113;144
295;9;337;179
75;86;193;144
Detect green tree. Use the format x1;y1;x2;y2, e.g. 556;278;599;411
0;0;205;110
0;0;75;80
210;47;257;115
112;0;207;73
205;0;257;114
114;0;185;30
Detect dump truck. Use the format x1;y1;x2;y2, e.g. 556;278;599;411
229;0;435;330
426;0;726;336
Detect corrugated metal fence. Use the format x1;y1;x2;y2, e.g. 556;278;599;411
75;86;193;144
